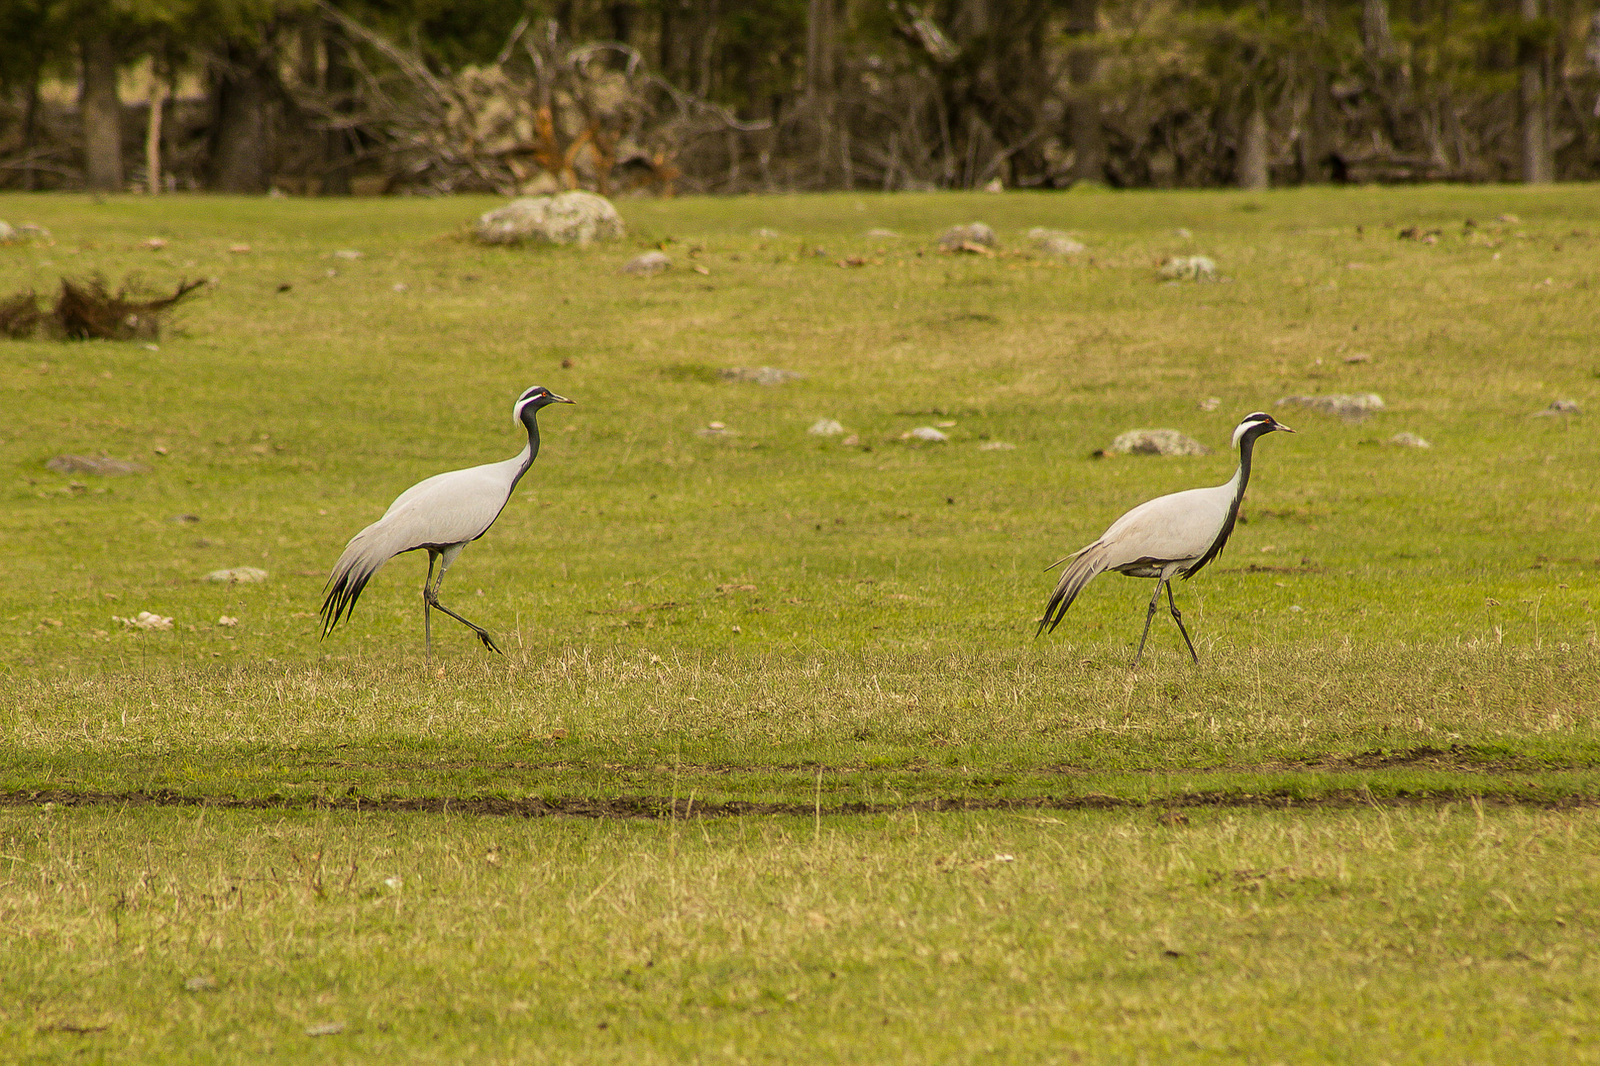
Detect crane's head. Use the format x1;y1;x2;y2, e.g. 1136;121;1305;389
514;385;576;424
1232;411;1294;448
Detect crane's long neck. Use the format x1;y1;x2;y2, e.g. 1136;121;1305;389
1231;429;1258;506
1185;426;1264;578
505;412;542;494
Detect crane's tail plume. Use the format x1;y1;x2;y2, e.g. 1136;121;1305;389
319;533;391;638
1036;542;1110;637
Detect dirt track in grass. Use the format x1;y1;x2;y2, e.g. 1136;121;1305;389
5;786;1595;819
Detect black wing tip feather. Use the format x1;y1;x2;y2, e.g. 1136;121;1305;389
1035;579;1083;638
1036;551;1102;638
319;568;373;637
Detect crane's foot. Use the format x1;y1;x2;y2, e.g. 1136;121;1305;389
473;628;504;656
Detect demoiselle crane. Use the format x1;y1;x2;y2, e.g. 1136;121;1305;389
320;385;574;657
1036;411;1294;664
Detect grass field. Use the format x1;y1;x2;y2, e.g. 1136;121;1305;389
2;185;1599;1062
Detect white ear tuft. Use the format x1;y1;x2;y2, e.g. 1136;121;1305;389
1231;412;1273;448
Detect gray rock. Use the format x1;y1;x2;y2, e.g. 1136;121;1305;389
1276;393;1385;421
905;426;949;442
720;366;803;386
1387;432;1431;448
473;192;624;246
203;567;269;584
808;419;845;436
621;251;671;275
1027;227;1087;256
1532;399;1580;417
1106;429;1212;457
938;223;997;251
0;220;14;243
1159;255;1217;280
46;455;147;477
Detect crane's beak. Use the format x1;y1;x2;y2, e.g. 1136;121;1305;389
551;393;576;405
1274;420;1295;433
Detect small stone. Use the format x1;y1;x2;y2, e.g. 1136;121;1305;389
1027;228;1087;256
719;366;802;386
1159;255;1217;281
46;455;147;477
1198;397;1221;411
977;441;1016;451
144;237;167;250
202;567;268;584
333;249;364;260
904;426;948;442
305;1022;345;1037
808;419;845;436
621;251;670;275
0;220;14;243
229;244;251;254
184;976;218;992
217;616;239;627
1531;399;1579;417
473;192;625;246
1387;432;1431;448
1105;429;1211;457
753;227;781;239
938;223;997;251
114;612;173;630
1276;393;1385;421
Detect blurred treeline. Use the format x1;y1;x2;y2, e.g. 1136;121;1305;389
1;0;1596;195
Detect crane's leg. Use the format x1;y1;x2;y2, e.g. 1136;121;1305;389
1132;579;1165;666
422;552;439;660
423;546;503;655
1166;581;1200;665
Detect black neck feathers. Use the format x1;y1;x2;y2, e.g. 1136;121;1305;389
1184;422;1273;579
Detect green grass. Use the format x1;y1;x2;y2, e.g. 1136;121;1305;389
4;805;1598;1064
2;185;1600;1061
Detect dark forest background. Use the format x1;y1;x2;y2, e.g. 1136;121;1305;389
2;0;1598;195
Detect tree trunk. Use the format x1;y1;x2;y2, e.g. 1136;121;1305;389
20;78;40;191
608;2;635;44
1299;0;1336;183
1519;0;1553;183
1362;0;1393;59
321;33;353;196
208;37;275;193
79;32;123;192
145;76;165;194
805;0;835;98
1065;0;1104;184
1238;101;1270;189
